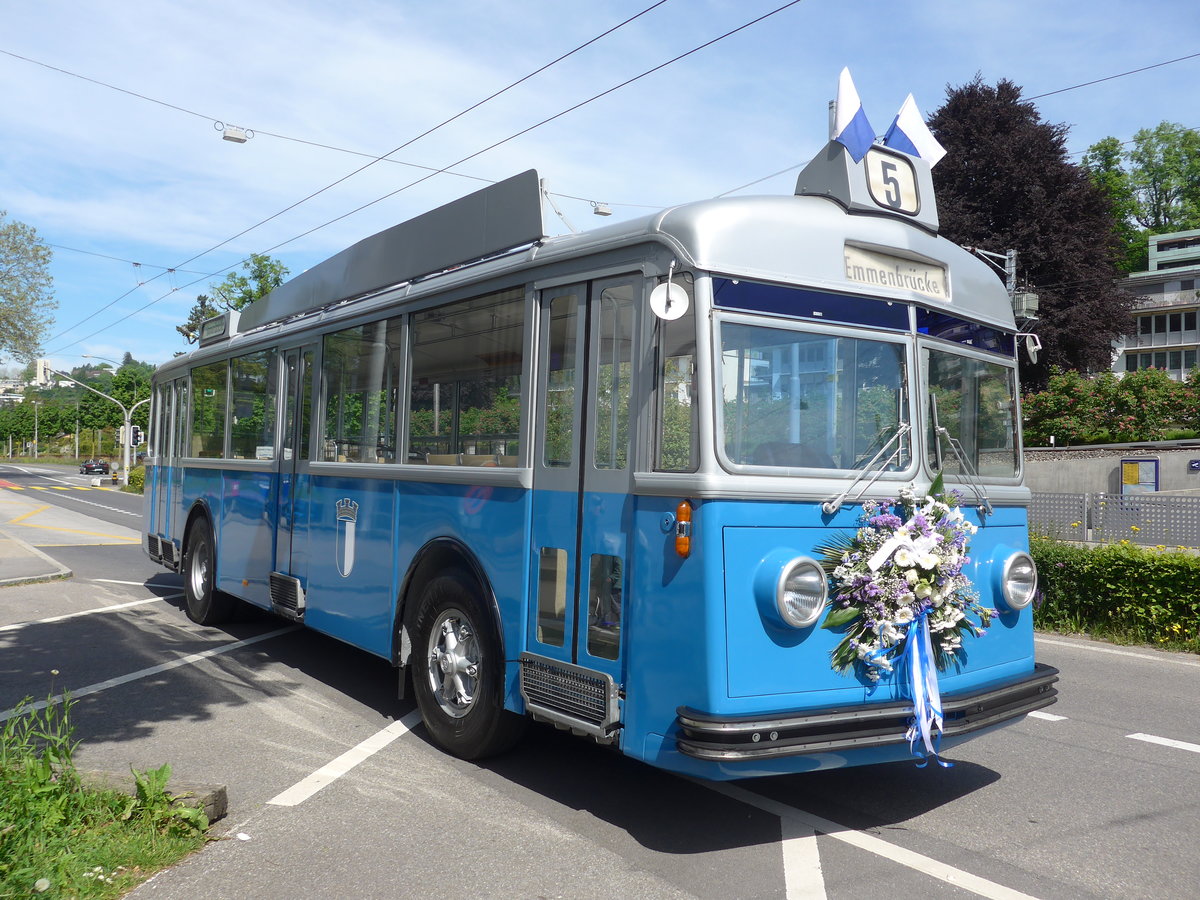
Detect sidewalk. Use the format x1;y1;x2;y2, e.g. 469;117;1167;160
0;529;71;586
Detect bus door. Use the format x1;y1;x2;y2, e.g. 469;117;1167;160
271;346;315;618
150;381;173;542
529;278;637;685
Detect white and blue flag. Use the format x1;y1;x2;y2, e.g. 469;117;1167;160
883;94;946;167
833;67;875;163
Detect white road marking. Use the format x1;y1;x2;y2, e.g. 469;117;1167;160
1036;636;1200;669
267;710;425;807
780;815;827;899
1127;732;1200;754
708;782;1040;900
0;626;298;722
1027;710;1068;721
93;579;173;587
0;595;171;632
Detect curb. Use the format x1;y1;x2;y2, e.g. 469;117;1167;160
0;531;73;587
79;769;229;824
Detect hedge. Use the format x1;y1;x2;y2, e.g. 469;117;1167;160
1030;535;1200;652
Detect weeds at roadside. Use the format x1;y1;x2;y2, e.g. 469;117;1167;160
0;690;209;898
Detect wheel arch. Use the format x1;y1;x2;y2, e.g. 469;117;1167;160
393;537;505;670
181;499;217;558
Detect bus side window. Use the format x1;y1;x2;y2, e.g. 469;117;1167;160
321;318;403;463
654;275;698;473
191;361;228;459
406;287;525;464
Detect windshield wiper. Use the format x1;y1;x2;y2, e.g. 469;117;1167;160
930;393;993;517
821;421;911;515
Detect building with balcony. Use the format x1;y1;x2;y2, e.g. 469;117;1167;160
1112;228;1200;379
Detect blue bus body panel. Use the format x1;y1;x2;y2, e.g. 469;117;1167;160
215;470;278;609
617;497;1036;777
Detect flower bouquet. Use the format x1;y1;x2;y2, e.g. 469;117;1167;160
818;474;994;682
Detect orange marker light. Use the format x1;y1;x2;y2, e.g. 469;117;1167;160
674;500;693;558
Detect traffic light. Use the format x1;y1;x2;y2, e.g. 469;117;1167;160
130;425;142;447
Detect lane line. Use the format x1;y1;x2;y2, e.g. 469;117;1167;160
1027;711;1068;722
267;709;424;807
0;626;298;722
0;596;175;633
1127;732;1200;754
780;815;827;899
93;579;174;587
1036;636;1200;669
707;782;1040;900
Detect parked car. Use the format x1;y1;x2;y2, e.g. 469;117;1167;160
79;459;111;474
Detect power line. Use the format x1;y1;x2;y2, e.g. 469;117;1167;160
48;243;207;275
48;0;808;354
43;1;672;352
1026;51;1200;101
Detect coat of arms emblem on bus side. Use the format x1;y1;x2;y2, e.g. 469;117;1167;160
335;498;359;577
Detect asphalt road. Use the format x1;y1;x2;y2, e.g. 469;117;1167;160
2;466;1197;899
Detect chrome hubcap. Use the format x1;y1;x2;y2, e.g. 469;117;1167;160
425;609;480;719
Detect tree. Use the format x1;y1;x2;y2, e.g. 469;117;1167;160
927;77;1133;389
177;253;289;344
0;210;57;364
1084;122;1200;272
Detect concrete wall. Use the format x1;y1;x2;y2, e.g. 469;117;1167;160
1024;444;1200;495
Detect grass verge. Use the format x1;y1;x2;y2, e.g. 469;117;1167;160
0;693;208;899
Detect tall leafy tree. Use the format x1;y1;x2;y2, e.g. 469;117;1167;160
0;210;57;363
1084;122;1200;272
928;76;1132;389
177;253;289;344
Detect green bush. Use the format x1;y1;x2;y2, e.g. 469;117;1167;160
1031;535;1200;651
125;465;145;493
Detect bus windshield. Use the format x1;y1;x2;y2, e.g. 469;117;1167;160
926;347;1019;478
718;320;909;471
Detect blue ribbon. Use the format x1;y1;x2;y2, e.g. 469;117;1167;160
898;611;950;768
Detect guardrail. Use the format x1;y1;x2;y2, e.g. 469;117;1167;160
1030;492;1200;548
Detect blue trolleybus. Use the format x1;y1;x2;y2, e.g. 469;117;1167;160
144;137;1057;779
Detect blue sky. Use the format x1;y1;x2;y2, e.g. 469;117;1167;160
3;0;1197;372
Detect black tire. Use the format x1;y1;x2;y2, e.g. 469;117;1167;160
411;573;525;760
182;518;235;625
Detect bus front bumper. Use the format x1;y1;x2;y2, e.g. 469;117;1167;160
676;663;1059;762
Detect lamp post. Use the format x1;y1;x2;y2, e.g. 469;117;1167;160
46;358;147;487
32;400;40;459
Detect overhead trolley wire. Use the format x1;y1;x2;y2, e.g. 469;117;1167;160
48;0;808;354
41;1;672;352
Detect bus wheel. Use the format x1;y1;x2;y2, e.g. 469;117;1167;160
412;574;525;760
183;519;234;626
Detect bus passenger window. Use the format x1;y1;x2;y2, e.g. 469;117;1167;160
407;287;525;464
229;349;278;460
191;361;228;458
321;318;403;463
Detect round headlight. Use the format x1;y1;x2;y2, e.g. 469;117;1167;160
1002;552;1038;611
777;558;827;628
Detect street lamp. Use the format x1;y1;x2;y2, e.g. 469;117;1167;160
46;357;149;487
32;400;40;460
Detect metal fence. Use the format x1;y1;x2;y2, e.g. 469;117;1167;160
1030;492;1200;548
